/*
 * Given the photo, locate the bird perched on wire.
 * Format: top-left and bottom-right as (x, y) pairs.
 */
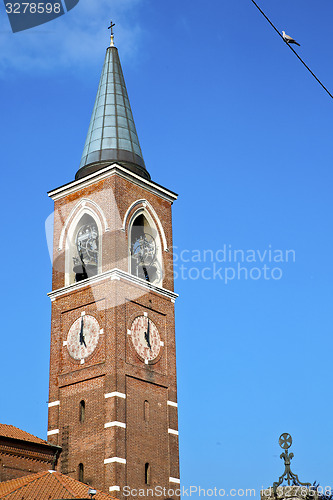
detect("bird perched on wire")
(282, 31), (300, 46)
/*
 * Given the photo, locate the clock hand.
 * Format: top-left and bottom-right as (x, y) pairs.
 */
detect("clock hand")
(79, 317), (87, 348)
(147, 318), (151, 348)
(144, 318), (152, 349)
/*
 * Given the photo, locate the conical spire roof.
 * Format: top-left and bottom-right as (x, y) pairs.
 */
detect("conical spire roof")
(76, 45), (150, 180)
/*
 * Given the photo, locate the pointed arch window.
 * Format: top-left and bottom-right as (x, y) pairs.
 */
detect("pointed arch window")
(130, 212), (162, 285)
(67, 213), (100, 285)
(73, 214), (99, 282)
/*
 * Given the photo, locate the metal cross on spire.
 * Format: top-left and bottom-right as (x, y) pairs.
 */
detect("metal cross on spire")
(108, 20), (115, 46)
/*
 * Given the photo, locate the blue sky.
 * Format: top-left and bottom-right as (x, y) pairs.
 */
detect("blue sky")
(1, 0), (333, 497)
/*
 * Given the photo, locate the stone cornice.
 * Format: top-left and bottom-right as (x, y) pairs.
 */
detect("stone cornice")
(0, 442), (55, 462)
(48, 268), (178, 302)
(48, 163), (178, 203)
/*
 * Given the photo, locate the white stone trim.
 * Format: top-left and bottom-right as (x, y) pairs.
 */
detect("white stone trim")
(104, 421), (126, 429)
(49, 268), (112, 297)
(105, 392), (126, 399)
(81, 311), (86, 316)
(48, 268), (178, 302)
(127, 329), (131, 335)
(167, 401), (178, 408)
(59, 199), (109, 249)
(48, 401), (60, 408)
(145, 359), (148, 365)
(169, 477), (180, 484)
(47, 429), (59, 436)
(109, 486), (121, 492)
(48, 163), (178, 203)
(63, 341), (68, 346)
(160, 341), (164, 347)
(122, 199), (169, 251)
(168, 428), (179, 436)
(100, 328), (104, 334)
(116, 269), (178, 300)
(104, 457), (126, 465)
(143, 312), (148, 317)
(80, 359), (85, 365)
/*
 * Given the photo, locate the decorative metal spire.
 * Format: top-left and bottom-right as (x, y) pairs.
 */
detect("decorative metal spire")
(108, 20), (115, 47)
(273, 433), (311, 494)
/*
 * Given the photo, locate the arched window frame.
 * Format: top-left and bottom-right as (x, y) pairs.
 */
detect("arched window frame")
(127, 207), (163, 287)
(64, 206), (103, 287)
(122, 199), (168, 251)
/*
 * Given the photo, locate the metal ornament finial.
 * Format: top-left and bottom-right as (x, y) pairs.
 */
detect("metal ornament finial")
(272, 433), (311, 494)
(279, 433), (292, 450)
(108, 20), (115, 47)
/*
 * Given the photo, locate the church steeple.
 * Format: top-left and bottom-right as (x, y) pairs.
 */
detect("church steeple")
(47, 28), (180, 496)
(76, 36), (150, 181)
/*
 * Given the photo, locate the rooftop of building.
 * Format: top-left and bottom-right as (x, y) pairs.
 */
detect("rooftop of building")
(0, 470), (116, 499)
(0, 423), (49, 446)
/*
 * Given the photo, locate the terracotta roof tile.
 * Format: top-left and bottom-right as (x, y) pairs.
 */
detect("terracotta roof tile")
(0, 424), (48, 446)
(0, 470), (116, 499)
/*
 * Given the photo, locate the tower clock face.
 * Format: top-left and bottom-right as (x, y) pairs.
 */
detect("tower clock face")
(130, 315), (161, 362)
(67, 314), (100, 360)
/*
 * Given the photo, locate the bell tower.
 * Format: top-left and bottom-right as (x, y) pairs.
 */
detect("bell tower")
(47, 30), (180, 497)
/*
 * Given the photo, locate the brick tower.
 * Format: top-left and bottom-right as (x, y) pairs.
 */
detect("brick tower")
(47, 32), (180, 497)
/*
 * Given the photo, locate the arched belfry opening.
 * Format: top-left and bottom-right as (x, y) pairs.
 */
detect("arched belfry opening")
(67, 213), (100, 285)
(129, 212), (162, 286)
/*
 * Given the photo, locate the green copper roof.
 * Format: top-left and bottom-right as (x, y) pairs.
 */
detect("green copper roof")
(76, 46), (150, 180)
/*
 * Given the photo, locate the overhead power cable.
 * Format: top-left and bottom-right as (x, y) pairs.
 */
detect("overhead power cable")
(250, 0), (333, 100)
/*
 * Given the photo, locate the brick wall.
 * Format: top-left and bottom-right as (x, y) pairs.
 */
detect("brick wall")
(48, 168), (180, 497)
(0, 438), (58, 483)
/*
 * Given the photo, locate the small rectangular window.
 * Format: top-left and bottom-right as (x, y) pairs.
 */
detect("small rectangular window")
(145, 463), (150, 485)
(79, 400), (85, 423)
(144, 400), (149, 422)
